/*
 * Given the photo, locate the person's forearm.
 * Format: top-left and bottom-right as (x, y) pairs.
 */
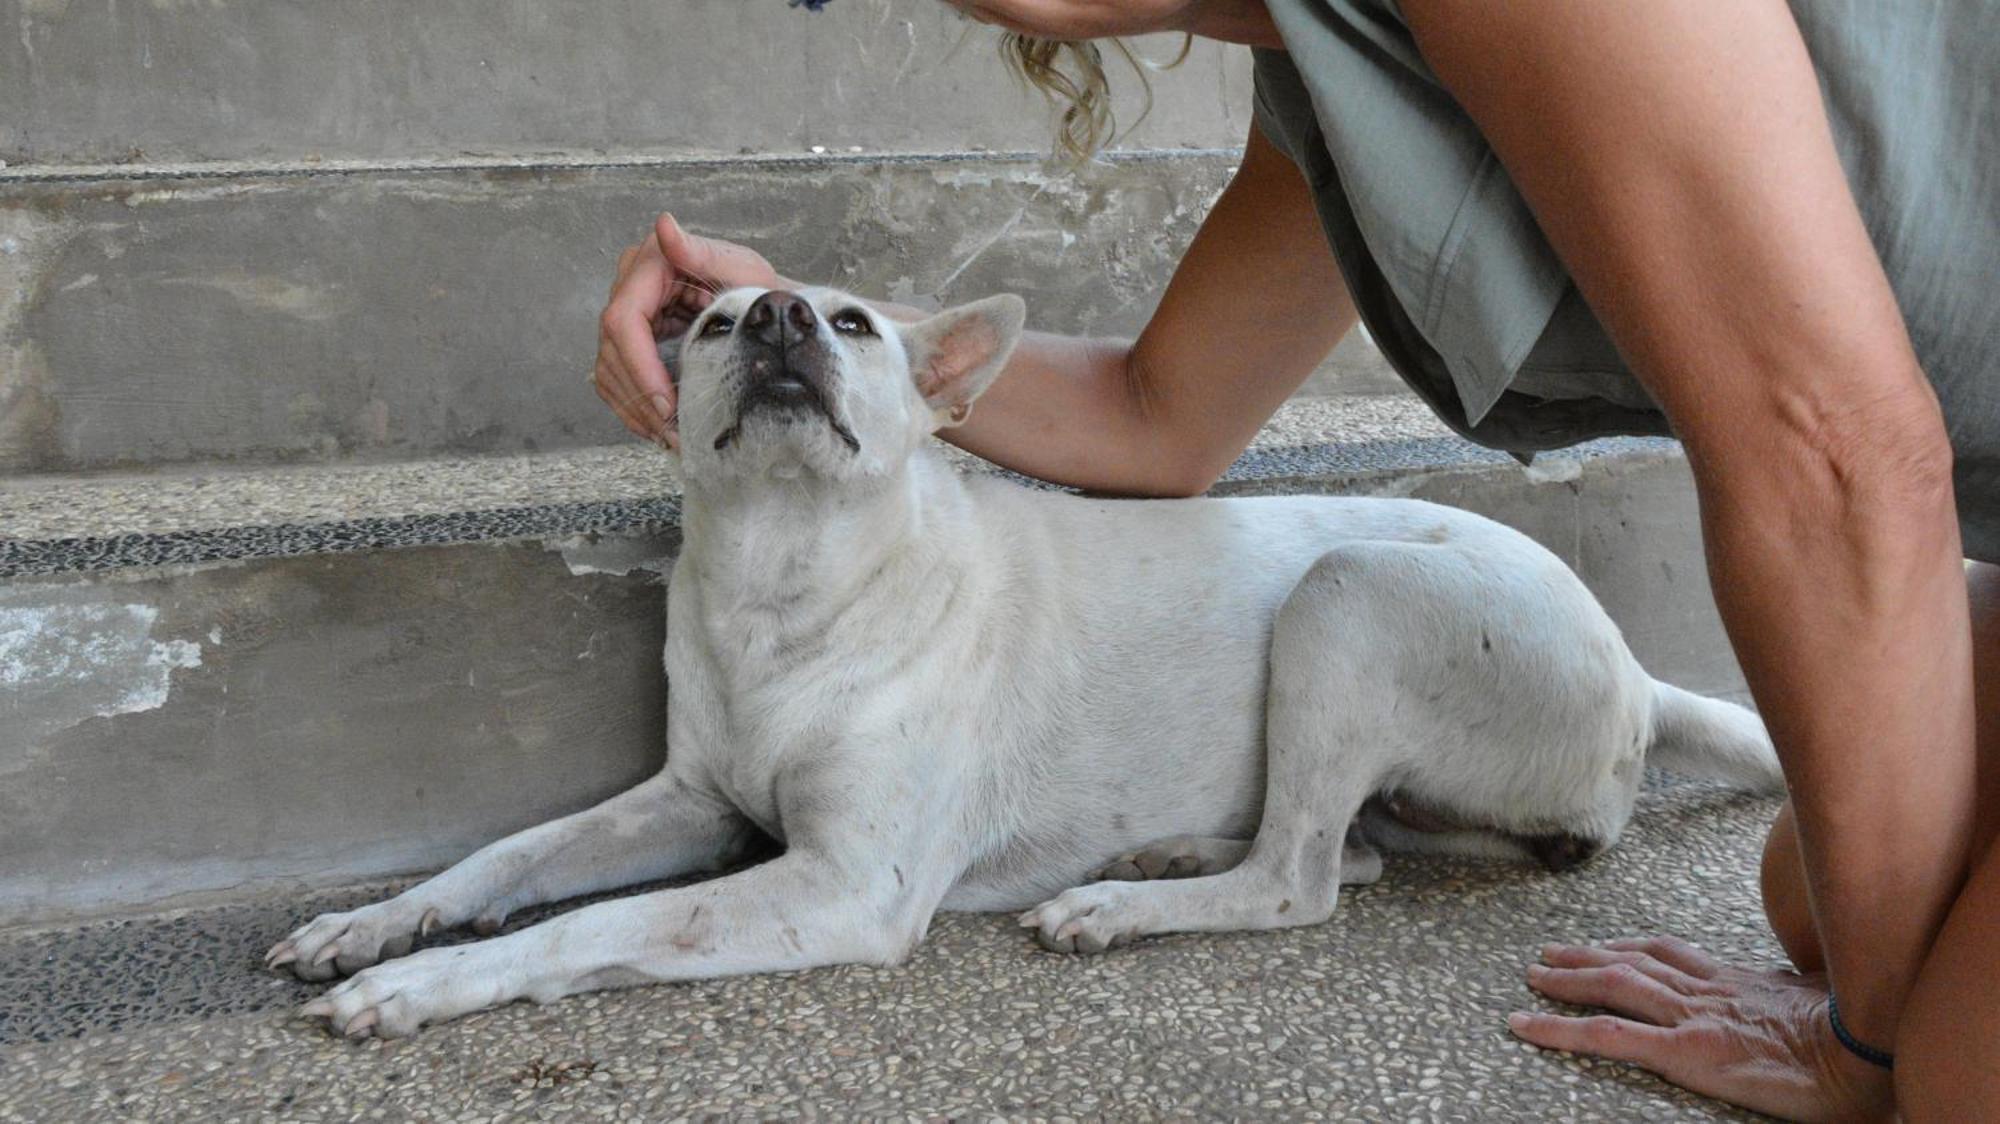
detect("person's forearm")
(1690, 417), (1975, 1044)
(945, 332), (1206, 495)
(840, 287), (1190, 496)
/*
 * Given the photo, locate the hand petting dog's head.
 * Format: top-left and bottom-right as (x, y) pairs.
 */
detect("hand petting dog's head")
(667, 287), (1025, 485)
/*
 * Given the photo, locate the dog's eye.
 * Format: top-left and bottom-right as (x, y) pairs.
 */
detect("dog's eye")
(698, 315), (735, 339)
(830, 308), (874, 337)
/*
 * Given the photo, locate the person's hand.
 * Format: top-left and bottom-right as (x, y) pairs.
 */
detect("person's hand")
(592, 213), (781, 449)
(1509, 937), (1895, 1122)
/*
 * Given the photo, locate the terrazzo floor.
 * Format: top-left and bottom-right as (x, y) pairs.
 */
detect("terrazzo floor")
(0, 776), (1779, 1122)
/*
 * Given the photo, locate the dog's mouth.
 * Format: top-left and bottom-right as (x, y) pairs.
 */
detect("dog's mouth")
(713, 366), (861, 455)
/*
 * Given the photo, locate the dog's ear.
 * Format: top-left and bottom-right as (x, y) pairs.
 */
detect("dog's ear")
(903, 294), (1026, 427)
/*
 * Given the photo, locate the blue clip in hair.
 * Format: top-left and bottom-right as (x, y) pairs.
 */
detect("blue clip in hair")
(789, 0), (833, 10)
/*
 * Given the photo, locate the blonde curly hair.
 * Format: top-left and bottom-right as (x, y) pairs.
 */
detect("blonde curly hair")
(1000, 33), (1193, 164)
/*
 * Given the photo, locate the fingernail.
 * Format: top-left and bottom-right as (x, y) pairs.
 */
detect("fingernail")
(1526, 964), (1548, 979)
(650, 394), (673, 423)
(1507, 1012), (1531, 1032)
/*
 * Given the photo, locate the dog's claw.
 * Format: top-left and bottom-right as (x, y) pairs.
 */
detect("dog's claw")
(268, 949), (297, 969)
(311, 943), (341, 967)
(419, 908), (441, 937)
(1016, 911), (1040, 928)
(299, 997), (334, 1020)
(343, 1009), (379, 1038)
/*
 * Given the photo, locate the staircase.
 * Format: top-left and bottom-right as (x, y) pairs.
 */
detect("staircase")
(0, 0), (1740, 926)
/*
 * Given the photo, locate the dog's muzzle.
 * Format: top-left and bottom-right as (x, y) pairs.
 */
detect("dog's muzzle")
(714, 291), (860, 454)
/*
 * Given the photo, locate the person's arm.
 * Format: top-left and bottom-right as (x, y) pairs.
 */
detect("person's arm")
(593, 121), (1355, 496)
(956, 0), (1282, 46)
(1396, 0), (1975, 1113)
(941, 123), (1353, 494)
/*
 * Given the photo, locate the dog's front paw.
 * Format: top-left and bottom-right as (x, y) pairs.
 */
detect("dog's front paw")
(1018, 883), (1158, 955)
(266, 899), (443, 982)
(299, 946), (506, 1039)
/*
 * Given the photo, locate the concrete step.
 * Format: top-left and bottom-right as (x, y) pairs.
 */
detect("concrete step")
(3, 3), (1248, 167)
(0, 397), (1738, 926)
(0, 775), (1778, 1121)
(0, 150), (1431, 477)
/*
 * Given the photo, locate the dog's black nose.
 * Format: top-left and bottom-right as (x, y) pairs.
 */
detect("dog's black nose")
(743, 290), (818, 349)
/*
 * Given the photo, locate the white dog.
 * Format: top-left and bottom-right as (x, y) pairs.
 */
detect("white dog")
(269, 287), (1780, 1038)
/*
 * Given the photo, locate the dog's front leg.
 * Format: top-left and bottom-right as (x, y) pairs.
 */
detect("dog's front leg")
(300, 847), (939, 1038)
(270, 768), (756, 980)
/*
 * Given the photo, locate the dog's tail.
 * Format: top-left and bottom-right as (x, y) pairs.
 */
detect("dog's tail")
(1645, 682), (1785, 793)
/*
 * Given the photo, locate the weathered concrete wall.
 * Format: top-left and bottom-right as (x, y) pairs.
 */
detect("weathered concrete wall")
(0, 534), (676, 923)
(0, 154), (1237, 473)
(0, 449), (1739, 925)
(2, 1), (1251, 166)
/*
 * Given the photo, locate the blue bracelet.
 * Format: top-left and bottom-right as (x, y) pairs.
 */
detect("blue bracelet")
(1827, 991), (1895, 1070)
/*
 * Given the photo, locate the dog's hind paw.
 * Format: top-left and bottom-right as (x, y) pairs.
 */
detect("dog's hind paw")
(1018, 883), (1160, 955)
(1092, 835), (1250, 882)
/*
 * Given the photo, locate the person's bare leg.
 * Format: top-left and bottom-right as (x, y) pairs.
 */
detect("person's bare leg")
(1895, 562), (2000, 1112)
(1759, 801), (1825, 973)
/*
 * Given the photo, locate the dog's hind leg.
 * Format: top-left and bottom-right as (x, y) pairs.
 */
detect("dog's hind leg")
(1023, 545), (1430, 953)
(269, 769), (757, 981)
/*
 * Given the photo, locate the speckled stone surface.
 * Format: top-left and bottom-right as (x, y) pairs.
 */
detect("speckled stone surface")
(0, 397), (1676, 579)
(0, 776), (1774, 1122)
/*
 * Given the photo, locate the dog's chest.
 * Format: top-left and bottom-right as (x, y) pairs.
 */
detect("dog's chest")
(695, 639), (942, 840)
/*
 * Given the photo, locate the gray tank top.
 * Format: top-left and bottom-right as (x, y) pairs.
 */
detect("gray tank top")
(1251, 0), (1999, 561)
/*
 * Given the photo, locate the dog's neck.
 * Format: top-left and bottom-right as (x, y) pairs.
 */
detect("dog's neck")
(678, 450), (976, 648)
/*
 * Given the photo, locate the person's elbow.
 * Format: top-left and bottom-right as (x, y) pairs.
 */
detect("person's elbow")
(1692, 373), (1957, 542)
(1111, 356), (1245, 499)
(1783, 381), (1955, 514)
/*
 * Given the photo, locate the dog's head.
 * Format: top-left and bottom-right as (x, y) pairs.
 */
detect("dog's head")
(665, 286), (1025, 485)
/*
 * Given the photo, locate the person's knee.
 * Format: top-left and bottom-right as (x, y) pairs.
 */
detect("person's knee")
(1759, 801), (1826, 973)
(1893, 860), (2000, 1117)
(1895, 996), (2000, 1121)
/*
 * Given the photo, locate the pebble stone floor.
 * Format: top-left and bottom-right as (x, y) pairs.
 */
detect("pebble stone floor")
(0, 776), (1781, 1122)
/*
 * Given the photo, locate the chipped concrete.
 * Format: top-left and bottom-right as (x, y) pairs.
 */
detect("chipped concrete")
(0, 543), (669, 925)
(544, 533), (676, 579)
(0, 600), (201, 748)
(0, 205), (77, 473)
